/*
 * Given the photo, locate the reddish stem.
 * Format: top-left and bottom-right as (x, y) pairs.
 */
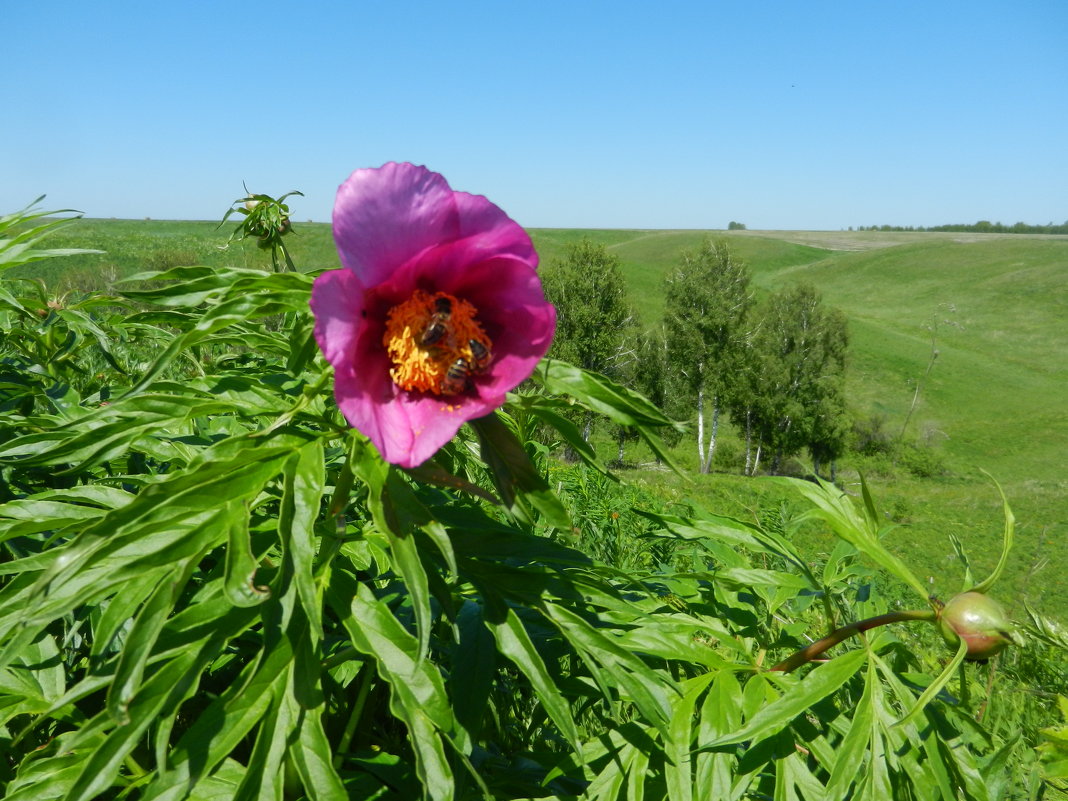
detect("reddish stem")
(771, 609), (936, 672)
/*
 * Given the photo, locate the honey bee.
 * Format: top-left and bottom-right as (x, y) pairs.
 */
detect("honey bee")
(419, 296), (453, 348)
(467, 338), (492, 372)
(442, 357), (470, 394)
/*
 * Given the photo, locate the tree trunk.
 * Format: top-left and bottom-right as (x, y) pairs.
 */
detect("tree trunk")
(813, 456), (822, 478)
(696, 385), (706, 472)
(752, 442), (763, 475)
(582, 412), (593, 443)
(617, 429), (626, 465)
(830, 460), (838, 483)
(701, 396), (719, 474)
(744, 408), (753, 476)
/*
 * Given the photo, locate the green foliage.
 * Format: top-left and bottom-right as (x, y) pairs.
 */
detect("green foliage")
(220, 189), (304, 272)
(14, 222), (1068, 622)
(3, 215), (1065, 800)
(1038, 697), (1068, 780)
(663, 238), (753, 472)
(738, 283), (849, 473)
(4, 219), (341, 291)
(540, 239), (636, 444)
(541, 239), (634, 377)
(858, 219), (1068, 235)
(0, 197), (103, 275)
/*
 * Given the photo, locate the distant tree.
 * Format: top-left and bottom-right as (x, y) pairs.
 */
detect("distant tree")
(664, 239), (753, 473)
(628, 325), (683, 463)
(541, 239), (634, 441)
(725, 335), (766, 475)
(742, 284), (848, 474)
(608, 330), (642, 465)
(807, 308), (850, 479)
(631, 326), (670, 414)
(727, 221), (747, 230)
(809, 400), (849, 480)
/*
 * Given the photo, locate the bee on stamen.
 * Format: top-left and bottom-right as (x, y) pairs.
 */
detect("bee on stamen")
(467, 338), (492, 372)
(419, 296), (453, 348)
(441, 357), (470, 395)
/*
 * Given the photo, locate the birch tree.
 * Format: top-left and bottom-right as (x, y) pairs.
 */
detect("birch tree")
(664, 239), (753, 473)
(741, 283), (848, 473)
(808, 307), (850, 479)
(542, 239), (634, 441)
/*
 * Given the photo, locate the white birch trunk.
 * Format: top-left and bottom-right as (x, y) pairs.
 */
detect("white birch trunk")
(744, 408), (753, 476)
(702, 397), (719, 474)
(696, 384), (706, 470)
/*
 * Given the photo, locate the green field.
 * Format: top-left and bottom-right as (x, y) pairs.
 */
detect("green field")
(17, 220), (1068, 620)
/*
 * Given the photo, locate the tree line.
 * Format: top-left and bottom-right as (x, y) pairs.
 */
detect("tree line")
(541, 239), (849, 476)
(852, 220), (1068, 234)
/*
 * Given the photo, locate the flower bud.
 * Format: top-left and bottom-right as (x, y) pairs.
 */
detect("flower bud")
(938, 591), (1014, 660)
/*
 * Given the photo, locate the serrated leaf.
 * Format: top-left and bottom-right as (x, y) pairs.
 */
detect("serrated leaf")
(280, 440), (326, 637)
(534, 359), (685, 472)
(224, 501), (272, 607)
(825, 657), (876, 798)
(450, 601), (496, 750)
(541, 602), (674, 732)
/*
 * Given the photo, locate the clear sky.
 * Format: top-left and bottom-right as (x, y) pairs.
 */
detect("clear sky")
(5, 0), (1066, 230)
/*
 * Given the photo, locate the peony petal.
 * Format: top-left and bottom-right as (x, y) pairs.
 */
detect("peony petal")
(333, 162), (460, 285)
(452, 190), (538, 267)
(310, 269), (365, 367)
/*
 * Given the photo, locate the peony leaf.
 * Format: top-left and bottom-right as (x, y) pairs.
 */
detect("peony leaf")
(698, 648), (867, 750)
(967, 471), (1014, 595)
(893, 635), (969, 728)
(470, 411), (571, 531)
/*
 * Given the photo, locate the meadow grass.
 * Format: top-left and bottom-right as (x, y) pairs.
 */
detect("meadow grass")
(6, 218), (342, 287)
(12, 219), (1067, 620)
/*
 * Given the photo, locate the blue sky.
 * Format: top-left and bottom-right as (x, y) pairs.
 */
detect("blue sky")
(5, 0), (1066, 230)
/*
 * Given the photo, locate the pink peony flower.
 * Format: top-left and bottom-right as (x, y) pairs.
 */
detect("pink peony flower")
(311, 162), (556, 468)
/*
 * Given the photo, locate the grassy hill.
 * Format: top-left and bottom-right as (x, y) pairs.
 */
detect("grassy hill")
(532, 228), (1068, 618)
(531, 229), (1066, 471)
(12, 220), (1068, 619)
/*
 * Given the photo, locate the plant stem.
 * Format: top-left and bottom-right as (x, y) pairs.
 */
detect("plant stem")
(335, 662), (374, 768)
(771, 609), (936, 672)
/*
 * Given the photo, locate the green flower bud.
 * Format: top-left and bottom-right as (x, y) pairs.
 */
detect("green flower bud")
(938, 591), (1014, 660)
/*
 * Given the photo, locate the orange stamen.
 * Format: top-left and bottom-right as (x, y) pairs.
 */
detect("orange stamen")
(382, 290), (493, 395)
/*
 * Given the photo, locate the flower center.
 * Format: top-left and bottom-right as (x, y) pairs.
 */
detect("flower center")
(382, 290), (494, 396)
